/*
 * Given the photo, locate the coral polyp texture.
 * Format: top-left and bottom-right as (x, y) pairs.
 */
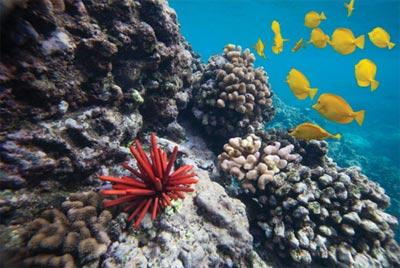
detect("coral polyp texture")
(218, 134), (301, 193)
(20, 191), (112, 268)
(218, 132), (400, 267)
(192, 44), (274, 140)
(100, 133), (198, 228)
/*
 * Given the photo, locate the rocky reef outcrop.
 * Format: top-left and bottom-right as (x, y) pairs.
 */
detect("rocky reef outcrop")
(103, 169), (256, 268)
(0, 107), (142, 190)
(218, 130), (400, 267)
(97, 132), (260, 267)
(191, 44), (274, 141)
(0, 0), (198, 190)
(1, 133), (265, 268)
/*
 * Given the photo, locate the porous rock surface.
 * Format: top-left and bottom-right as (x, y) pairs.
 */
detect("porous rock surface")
(191, 44), (274, 141)
(0, 0), (198, 189)
(0, 107), (141, 189)
(219, 130), (400, 267)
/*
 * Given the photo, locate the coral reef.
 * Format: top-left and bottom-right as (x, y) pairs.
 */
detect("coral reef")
(218, 131), (400, 266)
(270, 97), (400, 240)
(21, 191), (112, 267)
(191, 44), (274, 140)
(101, 133), (198, 228)
(0, 0), (197, 190)
(0, 0), (399, 267)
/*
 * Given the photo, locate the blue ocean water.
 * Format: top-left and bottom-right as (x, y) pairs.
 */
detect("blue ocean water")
(170, 0), (400, 238)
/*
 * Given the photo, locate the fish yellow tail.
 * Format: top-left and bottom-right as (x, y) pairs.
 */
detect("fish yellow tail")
(354, 110), (365, 126)
(388, 42), (396, 49)
(355, 35), (365, 49)
(271, 20), (280, 34)
(320, 12), (326, 20)
(332, 133), (342, 140)
(308, 88), (318, 100)
(371, 80), (379, 91)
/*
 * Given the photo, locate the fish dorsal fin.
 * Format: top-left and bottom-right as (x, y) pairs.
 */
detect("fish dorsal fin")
(315, 28), (323, 35)
(322, 93), (351, 108)
(303, 122), (317, 127)
(363, 59), (375, 68)
(301, 122), (323, 132)
(289, 68), (309, 86)
(335, 27), (352, 36)
(381, 28), (390, 39)
(342, 28), (355, 38)
(291, 68), (305, 79)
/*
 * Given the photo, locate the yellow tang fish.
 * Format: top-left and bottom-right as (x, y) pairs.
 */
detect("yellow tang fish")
(355, 59), (379, 91)
(312, 93), (365, 126)
(304, 11), (326, 28)
(290, 122), (341, 141)
(368, 27), (396, 49)
(253, 38), (267, 59)
(329, 28), (364, 55)
(291, 38), (305, 52)
(309, 28), (330, 48)
(345, 0), (355, 17)
(286, 68), (318, 100)
(271, 20), (289, 54)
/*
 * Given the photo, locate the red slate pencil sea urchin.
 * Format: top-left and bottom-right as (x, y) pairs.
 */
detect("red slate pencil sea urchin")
(99, 133), (198, 228)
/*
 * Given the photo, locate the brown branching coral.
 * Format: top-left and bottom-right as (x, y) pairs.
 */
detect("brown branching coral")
(192, 44), (274, 140)
(21, 191), (112, 268)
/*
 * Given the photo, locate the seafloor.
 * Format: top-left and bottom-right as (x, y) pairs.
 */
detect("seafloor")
(0, 1), (399, 267)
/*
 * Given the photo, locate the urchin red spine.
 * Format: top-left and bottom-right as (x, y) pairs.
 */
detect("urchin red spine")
(99, 133), (198, 228)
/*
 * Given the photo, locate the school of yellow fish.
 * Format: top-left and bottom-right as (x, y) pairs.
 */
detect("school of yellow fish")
(252, 0), (396, 142)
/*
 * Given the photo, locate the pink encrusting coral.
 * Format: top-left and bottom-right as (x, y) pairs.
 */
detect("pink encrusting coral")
(100, 133), (198, 228)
